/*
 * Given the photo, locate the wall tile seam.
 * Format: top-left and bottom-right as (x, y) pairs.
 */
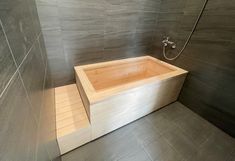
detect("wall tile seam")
(1, 20), (42, 161)
(0, 19), (19, 98)
(0, 19), (18, 69)
(49, 2), (62, 158)
(38, 3), (161, 57)
(17, 57), (47, 161)
(0, 19), (51, 160)
(42, 0), (69, 69)
(141, 145), (154, 161)
(17, 59), (42, 124)
(28, 0), (41, 34)
(0, 70), (18, 99)
(179, 52), (235, 74)
(1, 20), (43, 124)
(35, 54), (61, 160)
(0, 36), (42, 98)
(35, 29), (60, 159)
(0, 5), (58, 161)
(37, 47), (48, 126)
(38, 35), (48, 68)
(1, 20), (43, 68)
(150, 11), (160, 52)
(0, 28), (43, 99)
(18, 71), (46, 161)
(55, 28), (70, 70)
(35, 62), (56, 161)
(17, 34), (55, 161)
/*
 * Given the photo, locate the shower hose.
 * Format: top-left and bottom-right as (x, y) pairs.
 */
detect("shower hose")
(163, 0), (209, 60)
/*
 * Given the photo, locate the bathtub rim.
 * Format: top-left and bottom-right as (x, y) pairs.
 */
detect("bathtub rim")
(74, 56), (188, 104)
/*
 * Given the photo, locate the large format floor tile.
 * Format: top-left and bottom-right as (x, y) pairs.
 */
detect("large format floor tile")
(61, 101), (235, 161)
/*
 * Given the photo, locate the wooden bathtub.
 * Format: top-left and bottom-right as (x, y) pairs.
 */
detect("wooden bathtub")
(75, 56), (188, 139)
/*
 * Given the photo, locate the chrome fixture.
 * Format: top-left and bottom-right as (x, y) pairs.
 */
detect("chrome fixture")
(162, 0), (209, 60)
(162, 37), (176, 49)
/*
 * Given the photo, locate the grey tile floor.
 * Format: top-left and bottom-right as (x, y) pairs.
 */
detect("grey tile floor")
(61, 102), (235, 161)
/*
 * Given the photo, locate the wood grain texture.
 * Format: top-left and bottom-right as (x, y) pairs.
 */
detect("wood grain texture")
(75, 56), (187, 139)
(75, 56), (187, 103)
(84, 58), (173, 91)
(55, 57), (187, 153)
(55, 84), (91, 154)
(90, 75), (186, 139)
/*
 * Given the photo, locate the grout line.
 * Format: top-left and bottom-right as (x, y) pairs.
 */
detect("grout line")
(37, 54), (48, 130)
(17, 58), (42, 161)
(0, 19), (18, 69)
(18, 68), (39, 123)
(1, 19), (42, 71)
(0, 70), (18, 98)
(141, 146), (154, 161)
(34, 61), (48, 161)
(37, 42), (58, 159)
(38, 34), (47, 67)
(0, 18), (43, 98)
(16, 31), (44, 125)
(0, 32), (41, 98)
(1, 17), (57, 160)
(162, 130), (191, 161)
(17, 59), (55, 161)
(3, 30), (42, 124)
(0, 19), (19, 98)
(16, 32), (42, 71)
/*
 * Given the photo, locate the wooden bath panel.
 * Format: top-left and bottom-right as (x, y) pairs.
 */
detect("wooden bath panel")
(55, 56), (188, 154)
(55, 84), (91, 154)
(84, 57), (174, 91)
(75, 56), (188, 139)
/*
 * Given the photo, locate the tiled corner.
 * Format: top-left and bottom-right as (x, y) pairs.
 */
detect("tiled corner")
(18, 40), (45, 122)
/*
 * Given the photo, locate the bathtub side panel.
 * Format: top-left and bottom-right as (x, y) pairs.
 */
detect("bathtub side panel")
(76, 74), (91, 121)
(90, 74), (187, 139)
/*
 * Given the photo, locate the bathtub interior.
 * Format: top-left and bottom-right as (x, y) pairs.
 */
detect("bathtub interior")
(84, 58), (175, 91)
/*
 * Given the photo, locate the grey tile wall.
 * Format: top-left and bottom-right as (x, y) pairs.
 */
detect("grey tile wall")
(0, 0), (60, 160)
(0, 22), (17, 95)
(35, 0), (235, 137)
(0, 72), (36, 161)
(36, 0), (161, 86)
(0, 0), (38, 65)
(152, 0), (235, 137)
